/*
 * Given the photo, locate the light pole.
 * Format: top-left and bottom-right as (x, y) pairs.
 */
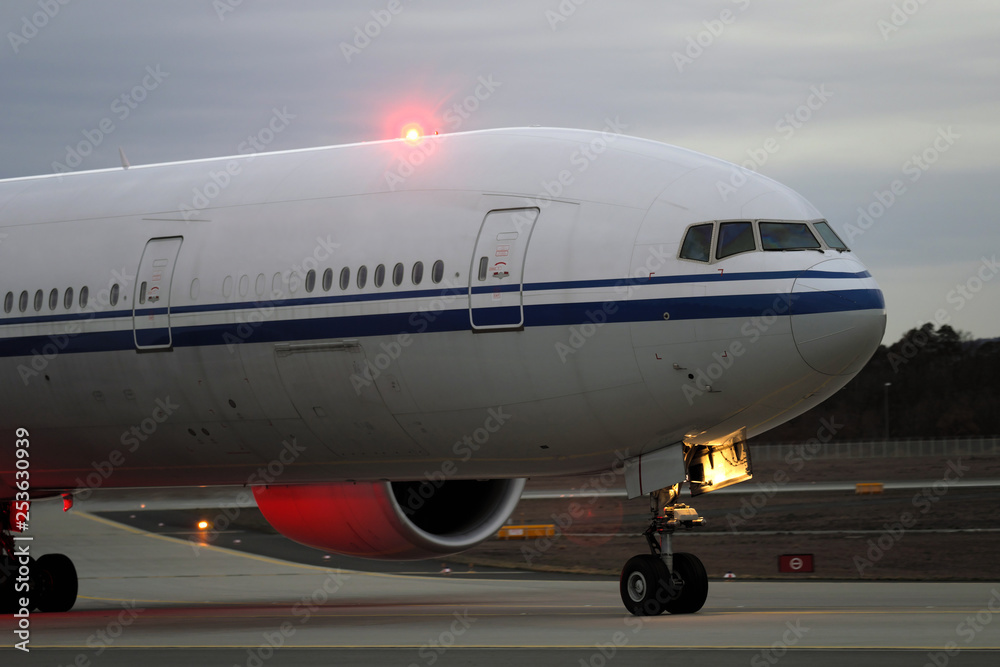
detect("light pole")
(883, 382), (892, 441)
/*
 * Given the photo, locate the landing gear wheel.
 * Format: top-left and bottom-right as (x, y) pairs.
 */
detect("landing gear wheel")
(663, 552), (708, 615)
(0, 552), (17, 614)
(33, 553), (78, 613)
(620, 554), (671, 616)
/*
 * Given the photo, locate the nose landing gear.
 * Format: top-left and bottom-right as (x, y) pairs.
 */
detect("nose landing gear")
(619, 485), (709, 616)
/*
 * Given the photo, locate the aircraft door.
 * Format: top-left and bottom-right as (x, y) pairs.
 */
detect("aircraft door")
(132, 236), (183, 350)
(469, 208), (539, 330)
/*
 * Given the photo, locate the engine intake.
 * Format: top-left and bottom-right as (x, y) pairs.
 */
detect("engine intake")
(253, 478), (525, 560)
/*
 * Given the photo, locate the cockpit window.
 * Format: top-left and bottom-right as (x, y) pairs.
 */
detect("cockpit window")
(813, 221), (849, 251)
(679, 223), (714, 262)
(716, 221), (756, 259)
(759, 222), (821, 251)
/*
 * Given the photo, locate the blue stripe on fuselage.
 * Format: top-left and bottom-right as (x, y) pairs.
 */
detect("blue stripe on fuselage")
(0, 287), (885, 358)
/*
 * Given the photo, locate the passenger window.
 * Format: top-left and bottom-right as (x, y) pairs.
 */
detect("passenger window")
(110, 283), (120, 306)
(392, 263), (404, 286)
(759, 222), (821, 250)
(374, 264), (385, 288)
(814, 221), (849, 251)
(33, 289), (43, 312)
(79, 286), (89, 309)
(64, 287), (74, 309)
(322, 268), (333, 291)
(19, 291), (28, 313)
(305, 269), (316, 293)
(339, 267), (350, 290)
(432, 260), (444, 284)
(48, 288), (58, 311)
(412, 261), (424, 285)
(357, 265), (368, 289)
(3, 292), (12, 314)
(716, 221), (756, 259)
(679, 223), (714, 262)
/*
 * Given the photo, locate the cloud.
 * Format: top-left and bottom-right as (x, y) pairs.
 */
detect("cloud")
(1, 0), (997, 341)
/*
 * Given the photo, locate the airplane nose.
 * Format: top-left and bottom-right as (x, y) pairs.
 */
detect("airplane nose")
(789, 257), (886, 376)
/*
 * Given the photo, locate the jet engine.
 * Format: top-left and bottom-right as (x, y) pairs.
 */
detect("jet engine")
(252, 478), (525, 560)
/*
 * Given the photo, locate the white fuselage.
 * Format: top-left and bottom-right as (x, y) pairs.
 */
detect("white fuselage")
(0, 128), (885, 496)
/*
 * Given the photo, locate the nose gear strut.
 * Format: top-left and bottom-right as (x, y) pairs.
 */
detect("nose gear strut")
(619, 484), (709, 616)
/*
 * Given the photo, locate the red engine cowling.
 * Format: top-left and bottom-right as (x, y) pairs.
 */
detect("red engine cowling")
(253, 478), (525, 560)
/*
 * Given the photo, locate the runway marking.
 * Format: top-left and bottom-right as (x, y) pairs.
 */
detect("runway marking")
(27, 645), (1000, 650)
(66, 598), (994, 617)
(73, 511), (460, 583)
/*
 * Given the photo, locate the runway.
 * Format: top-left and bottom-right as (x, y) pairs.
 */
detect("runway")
(3, 500), (1000, 666)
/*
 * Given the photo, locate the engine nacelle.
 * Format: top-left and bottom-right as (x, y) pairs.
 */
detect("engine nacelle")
(252, 478), (525, 560)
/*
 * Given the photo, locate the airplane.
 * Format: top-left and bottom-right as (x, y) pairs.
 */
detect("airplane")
(0, 126), (885, 616)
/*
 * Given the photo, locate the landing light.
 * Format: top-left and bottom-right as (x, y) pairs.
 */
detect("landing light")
(197, 520), (210, 530)
(401, 123), (424, 144)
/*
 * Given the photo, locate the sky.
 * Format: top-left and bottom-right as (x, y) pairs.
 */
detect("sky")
(1, 0), (997, 344)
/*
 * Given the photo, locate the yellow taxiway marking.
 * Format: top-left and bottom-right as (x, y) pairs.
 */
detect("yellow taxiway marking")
(65, 598), (991, 617)
(72, 511), (448, 582)
(27, 645), (1000, 650)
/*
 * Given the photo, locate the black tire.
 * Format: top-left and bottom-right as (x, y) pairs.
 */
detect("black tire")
(663, 552), (708, 614)
(34, 553), (78, 613)
(620, 554), (672, 616)
(0, 552), (18, 615)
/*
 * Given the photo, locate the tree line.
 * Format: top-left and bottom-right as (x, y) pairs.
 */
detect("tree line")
(755, 324), (1000, 441)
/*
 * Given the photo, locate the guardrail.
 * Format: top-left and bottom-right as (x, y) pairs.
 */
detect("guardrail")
(750, 436), (1000, 461)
